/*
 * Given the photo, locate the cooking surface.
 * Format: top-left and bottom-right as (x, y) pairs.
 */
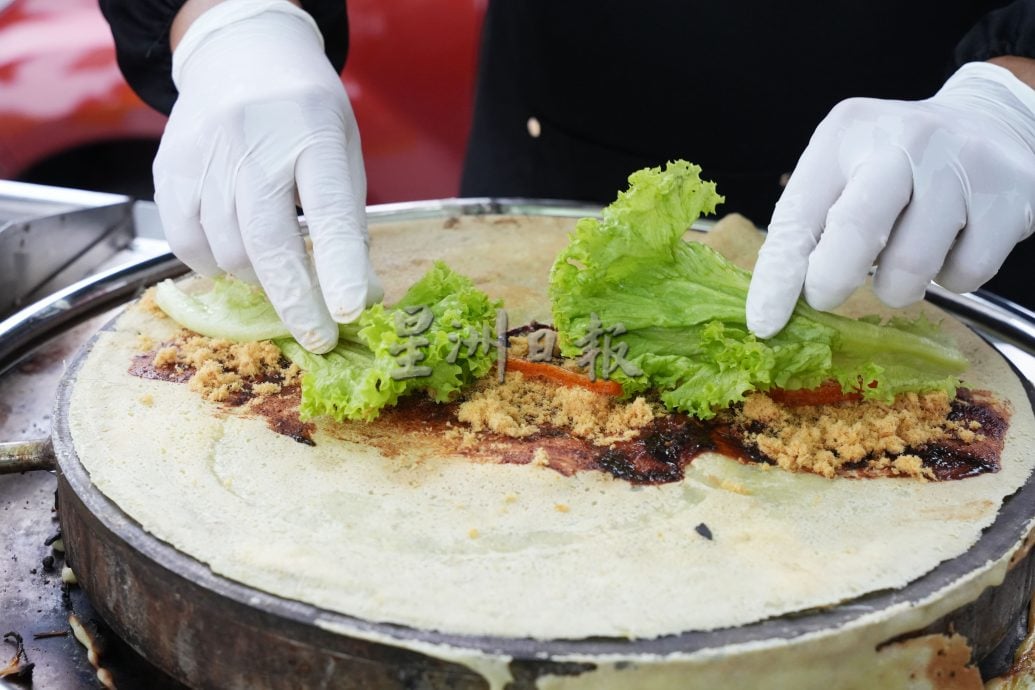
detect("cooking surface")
(3, 294), (1035, 688)
(0, 315), (184, 689)
(4, 192), (1035, 687)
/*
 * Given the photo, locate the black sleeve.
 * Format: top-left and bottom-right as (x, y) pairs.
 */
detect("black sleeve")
(99, 0), (349, 115)
(955, 0), (1035, 64)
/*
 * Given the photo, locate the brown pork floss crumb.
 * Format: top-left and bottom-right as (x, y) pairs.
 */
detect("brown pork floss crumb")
(149, 331), (298, 403)
(137, 286), (165, 317)
(456, 372), (654, 445)
(531, 447), (551, 467)
(737, 390), (965, 480)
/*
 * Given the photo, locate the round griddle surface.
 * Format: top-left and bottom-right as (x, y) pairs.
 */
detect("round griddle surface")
(50, 200), (1035, 687)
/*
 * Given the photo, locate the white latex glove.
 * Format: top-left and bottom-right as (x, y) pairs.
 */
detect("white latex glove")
(747, 62), (1035, 338)
(154, 0), (382, 353)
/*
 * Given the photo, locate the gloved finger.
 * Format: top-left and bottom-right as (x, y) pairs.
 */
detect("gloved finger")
(295, 141), (371, 323)
(872, 167), (966, 308)
(803, 148), (913, 311)
(236, 164), (339, 353)
(365, 256), (385, 306)
(936, 204), (1032, 294)
(747, 133), (845, 338)
(153, 170), (220, 278)
(199, 159), (259, 285)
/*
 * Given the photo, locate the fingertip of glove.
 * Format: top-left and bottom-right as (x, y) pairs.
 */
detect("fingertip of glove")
(294, 322), (339, 354)
(745, 291), (786, 339)
(803, 292), (845, 315)
(746, 312), (782, 340)
(327, 263), (383, 323)
(873, 268), (928, 309)
(330, 302), (366, 325)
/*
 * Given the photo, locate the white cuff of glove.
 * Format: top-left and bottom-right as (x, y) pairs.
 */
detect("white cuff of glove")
(172, 0), (323, 89)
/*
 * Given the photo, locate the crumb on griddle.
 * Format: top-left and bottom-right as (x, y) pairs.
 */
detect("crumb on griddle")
(455, 372), (654, 445)
(736, 390), (965, 480)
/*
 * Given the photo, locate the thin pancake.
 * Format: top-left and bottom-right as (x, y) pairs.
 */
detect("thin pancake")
(68, 214), (1035, 641)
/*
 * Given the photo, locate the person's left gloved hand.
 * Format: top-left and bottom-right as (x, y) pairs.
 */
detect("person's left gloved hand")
(154, 0), (382, 354)
(747, 61), (1035, 338)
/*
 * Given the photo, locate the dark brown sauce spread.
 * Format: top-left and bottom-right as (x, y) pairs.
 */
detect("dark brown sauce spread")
(129, 347), (1009, 484)
(129, 349), (314, 445)
(594, 415), (712, 484)
(372, 391), (1009, 485)
(129, 352), (193, 383)
(234, 384), (315, 446)
(915, 388), (1007, 480)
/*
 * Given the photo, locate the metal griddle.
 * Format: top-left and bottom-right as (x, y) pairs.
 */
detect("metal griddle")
(3, 199), (1035, 689)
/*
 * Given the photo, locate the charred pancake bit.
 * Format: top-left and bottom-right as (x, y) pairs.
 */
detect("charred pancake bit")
(127, 322), (1009, 484)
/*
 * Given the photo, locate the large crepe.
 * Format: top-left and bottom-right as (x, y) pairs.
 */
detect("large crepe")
(68, 213), (1035, 644)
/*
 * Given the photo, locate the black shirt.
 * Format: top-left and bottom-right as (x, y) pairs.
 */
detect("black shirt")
(461, 1), (1021, 219)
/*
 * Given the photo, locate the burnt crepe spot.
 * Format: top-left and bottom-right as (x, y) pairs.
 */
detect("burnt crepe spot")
(695, 523), (713, 540)
(129, 347), (315, 445)
(916, 388), (1009, 481)
(129, 351), (193, 383)
(243, 385), (315, 446)
(593, 415), (773, 485)
(380, 396), (461, 431)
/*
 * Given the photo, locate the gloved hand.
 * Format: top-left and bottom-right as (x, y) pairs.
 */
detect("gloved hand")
(154, 0), (382, 353)
(746, 61), (1035, 338)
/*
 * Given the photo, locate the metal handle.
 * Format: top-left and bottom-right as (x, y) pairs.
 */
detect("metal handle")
(0, 438), (55, 473)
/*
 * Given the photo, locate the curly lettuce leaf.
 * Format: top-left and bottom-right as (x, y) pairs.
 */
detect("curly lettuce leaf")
(549, 160), (969, 419)
(155, 262), (500, 421)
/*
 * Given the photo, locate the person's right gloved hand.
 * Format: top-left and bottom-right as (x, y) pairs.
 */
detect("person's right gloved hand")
(746, 61), (1035, 339)
(154, 0), (382, 354)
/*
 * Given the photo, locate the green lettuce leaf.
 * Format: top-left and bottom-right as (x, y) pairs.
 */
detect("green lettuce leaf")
(549, 160), (969, 419)
(155, 277), (291, 342)
(155, 262), (500, 421)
